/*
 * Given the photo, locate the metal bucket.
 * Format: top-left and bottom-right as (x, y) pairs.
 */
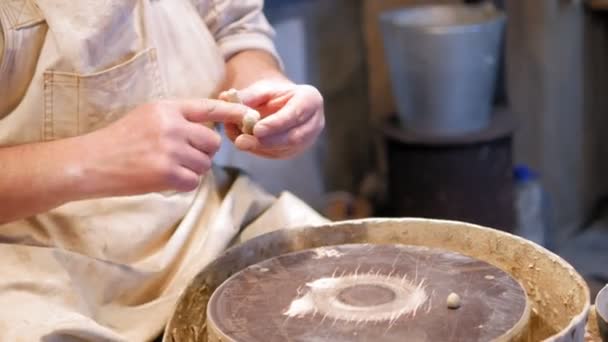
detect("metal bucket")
(165, 218), (590, 341)
(380, 4), (506, 136)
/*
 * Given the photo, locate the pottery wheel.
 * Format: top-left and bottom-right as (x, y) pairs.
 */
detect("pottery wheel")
(206, 244), (529, 342)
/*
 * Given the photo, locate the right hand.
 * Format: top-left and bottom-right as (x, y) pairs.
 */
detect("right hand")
(79, 99), (248, 196)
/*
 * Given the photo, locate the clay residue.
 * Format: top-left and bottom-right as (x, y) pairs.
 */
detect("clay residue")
(311, 247), (344, 259)
(283, 271), (428, 326)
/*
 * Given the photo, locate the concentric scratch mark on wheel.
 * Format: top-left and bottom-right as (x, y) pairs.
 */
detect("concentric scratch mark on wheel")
(283, 270), (428, 326)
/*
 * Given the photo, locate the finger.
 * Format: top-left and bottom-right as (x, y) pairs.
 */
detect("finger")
(177, 99), (247, 124)
(257, 111), (323, 148)
(252, 85), (322, 138)
(234, 134), (286, 153)
(234, 82), (277, 108)
(253, 99), (316, 138)
(218, 88), (242, 104)
(234, 134), (260, 151)
(169, 167), (202, 192)
(175, 145), (212, 175)
(234, 135), (292, 159)
(224, 123), (241, 142)
(233, 110), (322, 152)
(186, 123), (221, 155)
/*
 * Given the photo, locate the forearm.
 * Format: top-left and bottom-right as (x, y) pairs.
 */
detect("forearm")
(223, 50), (290, 90)
(0, 137), (93, 224)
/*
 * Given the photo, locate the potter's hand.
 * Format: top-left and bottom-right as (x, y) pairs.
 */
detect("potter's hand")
(219, 81), (325, 159)
(83, 99), (248, 195)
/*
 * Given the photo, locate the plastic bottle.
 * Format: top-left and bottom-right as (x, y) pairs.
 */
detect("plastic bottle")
(513, 165), (552, 249)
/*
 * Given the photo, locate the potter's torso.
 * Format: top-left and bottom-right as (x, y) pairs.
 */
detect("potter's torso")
(0, 0), (226, 263)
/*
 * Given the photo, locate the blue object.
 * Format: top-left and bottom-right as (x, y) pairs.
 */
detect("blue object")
(513, 164), (553, 250)
(513, 164), (538, 182)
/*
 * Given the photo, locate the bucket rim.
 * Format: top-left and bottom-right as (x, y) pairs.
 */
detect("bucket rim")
(379, 3), (506, 34)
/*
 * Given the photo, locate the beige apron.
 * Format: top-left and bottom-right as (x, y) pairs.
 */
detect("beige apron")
(0, 0), (327, 340)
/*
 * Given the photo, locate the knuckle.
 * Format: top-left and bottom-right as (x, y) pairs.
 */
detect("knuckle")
(160, 118), (182, 139)
(157, 137), (176, 157)
(156, 159), (178, 185)
(191, 155), (210, 175)
(209, 131), (222, 151)
(175, 174), (199, 192)
(202, 125), (220, 145)
(195, 127), (221, 153)
(160, 164), (198, 192)
(294, 108), (307, 124)
(202, 99), (218, 114)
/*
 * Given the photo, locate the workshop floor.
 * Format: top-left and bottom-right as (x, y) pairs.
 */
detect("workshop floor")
(556, 214), (608, 303)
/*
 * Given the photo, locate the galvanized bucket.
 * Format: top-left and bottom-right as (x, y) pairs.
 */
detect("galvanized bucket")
(380, 4), (506, 136)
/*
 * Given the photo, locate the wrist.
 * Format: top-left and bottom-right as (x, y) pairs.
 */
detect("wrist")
(224, 50), (291, 90)
(250, 69), (291, 84)
(52, 135), (99, 201)
(59, 132), (117, 200)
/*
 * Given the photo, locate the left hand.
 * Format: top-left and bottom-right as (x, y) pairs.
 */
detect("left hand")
(219, 80), (325, 159)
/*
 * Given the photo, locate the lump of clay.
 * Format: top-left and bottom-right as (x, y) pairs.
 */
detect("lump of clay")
(220, 88), (261, 135)
(242, 109), (261, 135)
(223, 88), (241, 103)
(446, 292), (461, 309)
